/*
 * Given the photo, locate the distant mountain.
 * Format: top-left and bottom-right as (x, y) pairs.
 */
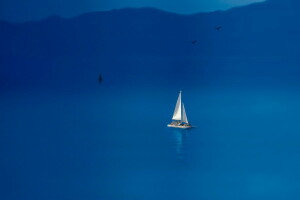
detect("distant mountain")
(1, 0), (300, 90)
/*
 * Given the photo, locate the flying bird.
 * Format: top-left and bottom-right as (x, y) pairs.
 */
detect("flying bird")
(98, 74), (103, 83)
(215, 26), (222, 31)
(190, 40), (197, 45)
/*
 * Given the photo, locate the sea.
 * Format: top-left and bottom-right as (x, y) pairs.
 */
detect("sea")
(1, 61), (300, 199)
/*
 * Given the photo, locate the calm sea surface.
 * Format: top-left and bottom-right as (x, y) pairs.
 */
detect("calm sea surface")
(1, 85), (300, 200)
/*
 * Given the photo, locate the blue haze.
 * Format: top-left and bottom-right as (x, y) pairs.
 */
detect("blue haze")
(1, 0), (300, 199)
(0, 0), (264, 22)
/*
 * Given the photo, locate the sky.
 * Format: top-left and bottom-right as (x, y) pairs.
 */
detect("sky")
(0, 0), (265, 22)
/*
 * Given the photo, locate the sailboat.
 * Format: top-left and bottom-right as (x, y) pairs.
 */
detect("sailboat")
(167, 91), (192, 129)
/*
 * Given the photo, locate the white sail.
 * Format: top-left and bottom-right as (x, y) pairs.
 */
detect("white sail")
(182, 103), (188, 124)
(168, 90), (192, 128)
(172, 91), (182, 120)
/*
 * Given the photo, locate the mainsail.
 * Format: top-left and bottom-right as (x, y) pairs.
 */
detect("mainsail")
(172, 91), (182, 120)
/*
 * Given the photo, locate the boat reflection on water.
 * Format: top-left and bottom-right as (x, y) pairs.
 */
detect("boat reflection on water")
(172, 129), (188, 159)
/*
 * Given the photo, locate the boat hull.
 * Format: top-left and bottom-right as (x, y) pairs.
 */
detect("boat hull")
(167, 124), (192, 129)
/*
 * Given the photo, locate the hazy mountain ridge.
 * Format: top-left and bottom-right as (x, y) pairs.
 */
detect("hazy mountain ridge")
(1, 0), (300, 90)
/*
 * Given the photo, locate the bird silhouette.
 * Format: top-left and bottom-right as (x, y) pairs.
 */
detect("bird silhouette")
(190, 40), (197, 45)
(215, 26), (222, 31)
(98, 74), (103, 83)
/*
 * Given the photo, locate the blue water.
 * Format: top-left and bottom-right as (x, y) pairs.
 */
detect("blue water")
(1, 84), (300, 200)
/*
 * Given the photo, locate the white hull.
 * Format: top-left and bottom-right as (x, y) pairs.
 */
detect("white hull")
(167, 124), (192, 129)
